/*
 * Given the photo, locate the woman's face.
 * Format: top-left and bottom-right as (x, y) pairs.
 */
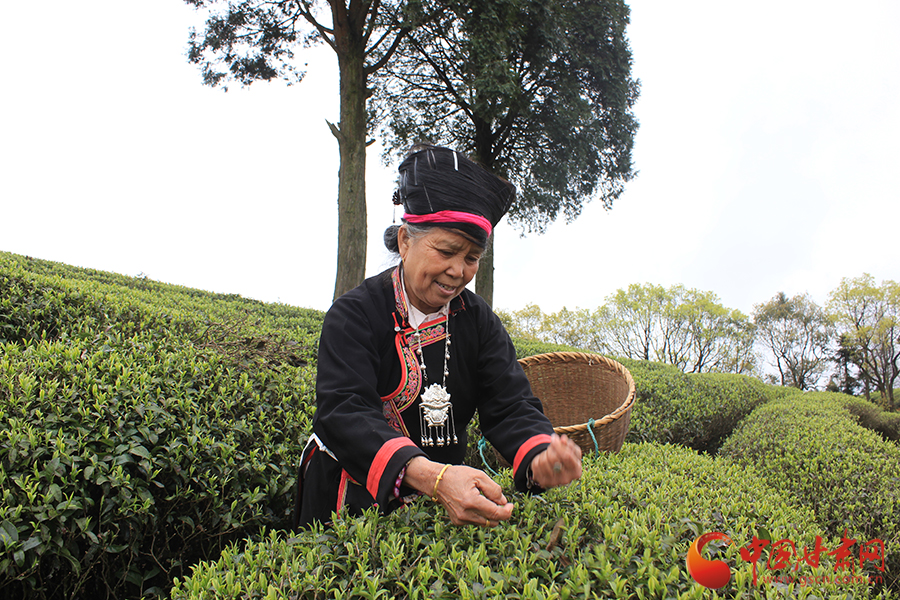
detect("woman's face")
(399, 226), (482, 314)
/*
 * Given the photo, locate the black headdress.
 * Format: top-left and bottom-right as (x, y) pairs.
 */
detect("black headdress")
(394, 145), (516, 247)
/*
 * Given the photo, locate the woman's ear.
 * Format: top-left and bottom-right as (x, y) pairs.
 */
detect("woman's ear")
(397, 225), (410, 260)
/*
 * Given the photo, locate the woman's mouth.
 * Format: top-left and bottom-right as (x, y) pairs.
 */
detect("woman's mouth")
(435, 281), (457, 294)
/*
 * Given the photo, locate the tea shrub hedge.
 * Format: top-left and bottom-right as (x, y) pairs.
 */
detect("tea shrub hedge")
(0, 253), (318, 598)
(720, 392), (900, 589)
(841, 397), (900, 442)
(619, 359), (776, 453)
(0, 252), (324, 366)
(512, 339), (585, 360)
(171, 442), (884, 599)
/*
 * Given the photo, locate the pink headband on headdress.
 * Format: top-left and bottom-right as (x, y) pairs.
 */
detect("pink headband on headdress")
(403, 211), (493, 236)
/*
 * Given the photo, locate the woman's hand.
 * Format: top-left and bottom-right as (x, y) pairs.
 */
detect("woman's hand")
(530, 433), (583, 489)
(404, 457), (513, 527)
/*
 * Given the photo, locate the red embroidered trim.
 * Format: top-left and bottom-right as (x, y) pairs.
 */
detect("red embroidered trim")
(381, 317), (416, 435)
(334, 470), (363, 520)
(409, 320), (447, 347)
(513, 434), (553, 475)
(336, 469), (350, 515)
(382, 268), (450, 432)
(367, 437), (418, 500)
(382, 319), (447, 420)
(392, 267), (409, 321)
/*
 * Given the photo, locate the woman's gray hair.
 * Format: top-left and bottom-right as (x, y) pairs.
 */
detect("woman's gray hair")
(384, 220), (490, 262)
(383, 222), (435, 257)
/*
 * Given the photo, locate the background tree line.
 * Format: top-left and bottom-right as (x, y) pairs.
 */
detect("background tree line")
(498, 274), (900, 409)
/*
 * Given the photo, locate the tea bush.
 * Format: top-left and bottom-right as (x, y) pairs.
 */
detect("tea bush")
(620, 360), (776, 453)
(0, 253), (317, 599)
(720, 392), (900, 589)
(841, 397), (900, 442)
(0, 252), (324, 365)
(512, 339), (585, 360)
(171, 442), (885, 599)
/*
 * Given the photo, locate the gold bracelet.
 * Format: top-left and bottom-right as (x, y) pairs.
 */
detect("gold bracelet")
(431, 464), (451, 501)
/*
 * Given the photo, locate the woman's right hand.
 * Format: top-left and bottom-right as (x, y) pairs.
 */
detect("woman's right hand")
(404, 457), (513, 526)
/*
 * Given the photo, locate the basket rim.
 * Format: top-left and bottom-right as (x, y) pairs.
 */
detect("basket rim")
(517, 351), (636, 434)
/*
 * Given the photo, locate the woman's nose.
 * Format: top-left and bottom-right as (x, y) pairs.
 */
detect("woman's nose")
(446, 255), (464, 277)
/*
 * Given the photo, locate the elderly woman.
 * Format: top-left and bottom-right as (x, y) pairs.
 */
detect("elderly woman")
(296, 145), (582, 528)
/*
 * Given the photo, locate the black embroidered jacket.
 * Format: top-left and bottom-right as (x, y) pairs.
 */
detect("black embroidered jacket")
(296, 267), (553, 526)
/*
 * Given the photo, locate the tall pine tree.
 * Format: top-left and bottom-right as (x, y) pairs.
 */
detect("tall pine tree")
(374, 0), (640, 306)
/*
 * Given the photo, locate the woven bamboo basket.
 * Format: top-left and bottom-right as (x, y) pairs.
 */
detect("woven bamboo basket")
(514, 351), (635, 457)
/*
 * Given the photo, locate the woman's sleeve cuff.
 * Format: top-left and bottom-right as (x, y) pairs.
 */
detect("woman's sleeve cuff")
(512, 433), (552, 490)
(366, 437), (423, 502)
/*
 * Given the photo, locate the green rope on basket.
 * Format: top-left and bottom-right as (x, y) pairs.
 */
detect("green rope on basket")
(477, 436), (501, 477)
(587, 418), (600, 456)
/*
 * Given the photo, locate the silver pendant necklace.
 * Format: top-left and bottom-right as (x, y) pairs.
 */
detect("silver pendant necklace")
(414, 317), (457, 447)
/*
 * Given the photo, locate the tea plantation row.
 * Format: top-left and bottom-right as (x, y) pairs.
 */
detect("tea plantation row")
(1, 253), (319, 599)
(1, 252), (897, 599)
(721, 392), (900, 589)
(171, 442), (880, 600)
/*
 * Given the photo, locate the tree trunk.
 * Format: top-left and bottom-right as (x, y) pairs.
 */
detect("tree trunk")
(475, 235), (495, 308)
(472, 123), (496, 309)
(331, 8), (368, 302)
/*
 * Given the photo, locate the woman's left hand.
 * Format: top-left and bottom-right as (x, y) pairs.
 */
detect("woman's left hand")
(530, 433), (583, 489)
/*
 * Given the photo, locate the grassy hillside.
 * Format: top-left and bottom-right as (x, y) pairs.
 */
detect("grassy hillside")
(1, 251), (896, 599)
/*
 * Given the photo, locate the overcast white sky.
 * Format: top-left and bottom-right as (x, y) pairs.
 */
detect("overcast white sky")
(2, 1), (898, 318)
